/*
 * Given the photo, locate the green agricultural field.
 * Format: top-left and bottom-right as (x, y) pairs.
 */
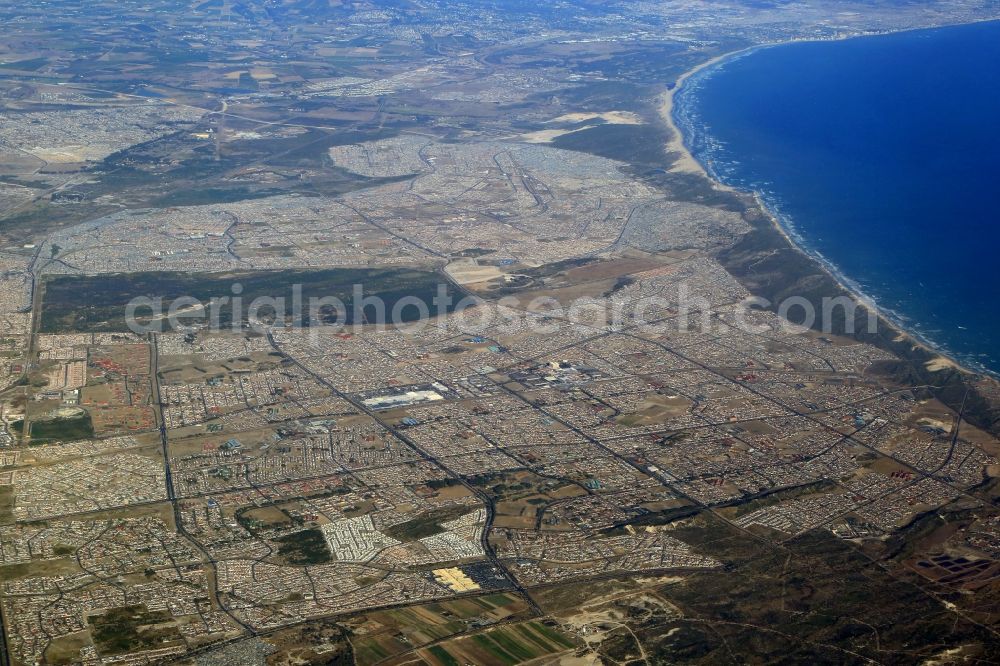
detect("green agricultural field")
(351, 593), (533, 665)
(418, 621), (575, 666)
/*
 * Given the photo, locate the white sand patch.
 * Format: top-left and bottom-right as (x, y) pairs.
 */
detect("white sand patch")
(518, 111), (644, 143)
(30, 147), (87, 163)
(444, 259), (506, 285)
(548, 111), (643, 125)
(925, 356), (958, 372)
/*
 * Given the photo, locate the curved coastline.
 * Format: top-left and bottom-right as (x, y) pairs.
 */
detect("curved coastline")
(661, 33), (993, 380)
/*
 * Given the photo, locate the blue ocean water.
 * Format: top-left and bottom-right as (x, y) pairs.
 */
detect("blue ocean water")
(675, 20), (1000, 375)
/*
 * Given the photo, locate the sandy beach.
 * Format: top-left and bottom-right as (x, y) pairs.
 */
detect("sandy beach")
(659, 50), (749, 179)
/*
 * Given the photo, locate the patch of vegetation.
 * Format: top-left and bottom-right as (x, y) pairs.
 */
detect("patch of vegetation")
(40, 267), (458, 333)
(454, 247), (495, 258)
(0, 57), (49, 71)
(425, 478), (463, 490)
(728, 479), (837, 517)
(0, 486), (13, 523)
(381, 505), (472, 542)
(151, 186), (282, 207)
(0, 201), (118, 243)
(601, 505), (702, 535)
(28, 412), (94, 442)
(275, 528), (332, 565)
(88, 605), (182, 656)
(551, 122), (671, 167)
(603, 275), (636, 297)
